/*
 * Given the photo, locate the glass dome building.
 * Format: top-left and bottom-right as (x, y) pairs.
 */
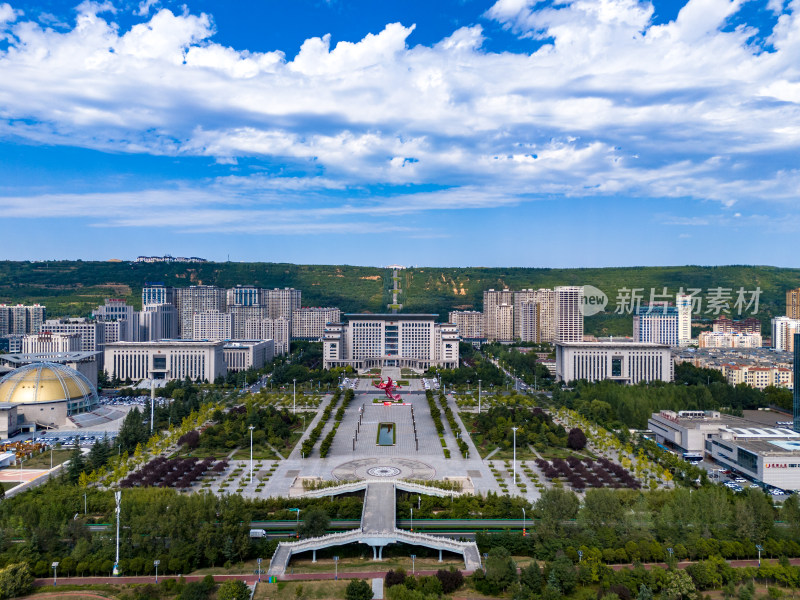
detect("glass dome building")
(0, 362), (99, 416)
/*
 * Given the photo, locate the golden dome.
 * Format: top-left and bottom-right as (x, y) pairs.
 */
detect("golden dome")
(0, 362), (98, 405)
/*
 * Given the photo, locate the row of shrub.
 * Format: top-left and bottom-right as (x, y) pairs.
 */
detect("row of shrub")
(319, 389), (355, 458)
(301, 388), (341, 457)
(439, 392), (469, 457)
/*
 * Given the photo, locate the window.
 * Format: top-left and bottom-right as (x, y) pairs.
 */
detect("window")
(153, 356), (167, 369)
(611, 357), (622, 377)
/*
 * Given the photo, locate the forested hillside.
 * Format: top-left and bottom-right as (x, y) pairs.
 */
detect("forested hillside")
(0, 261), (797, 336)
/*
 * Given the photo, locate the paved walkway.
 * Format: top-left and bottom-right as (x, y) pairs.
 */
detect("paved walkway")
(362, 482), (396, 533)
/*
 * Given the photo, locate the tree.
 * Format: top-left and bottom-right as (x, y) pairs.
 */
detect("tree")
(519, 562), (543, 594)
(436, 568), (464, 594)
(66, 442), (85, 484)
(482, 547), (518, 594)
(548, 555), (577, 595)
(345, 579), (374, 600)
(385, 569), (406, 588)
(299, 509), (330, 538)
(662, 570), (696, 600)
(0, 563), (34, 599)
(567, 427), (587, 450)
(217, 580), (249, 600)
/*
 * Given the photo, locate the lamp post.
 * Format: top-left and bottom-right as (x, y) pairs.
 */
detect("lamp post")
(522, 507), (526, 537)
(334, 556), (339, 580)
(293, 378), (296, 414)
(257, 558), (263, 582)
(410, 507), (413, 532)
(154, 560), (160, 583)
(289, 508), (300, 538)
(411, 554), (416, 575)
(249, 425), (255, 483)
(667, 547), (674, 563)
(512, 427), (518, 484)
(84, 492), (87, 515)
(478, 379), (481, 414)
(578, 550), (583, 563)
(756, 544), (763, 567)
(52, 562), (58, 586)
(113, 490), (121, 576)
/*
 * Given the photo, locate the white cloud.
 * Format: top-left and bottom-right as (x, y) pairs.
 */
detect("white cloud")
(0, 0), (798, 223)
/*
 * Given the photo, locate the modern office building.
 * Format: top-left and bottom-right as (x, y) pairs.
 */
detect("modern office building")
(787, 288), (800, 320)
(483, 289), (514, 342)
(772, 317), (800, 352)
(449, 310), (484, 342)
(292, 307), (341, 340)
(223, 340), (274, 372)
(634, 306), (679, 346)
(0, 304), (46, 336)
(176, 286), (227, 339)
(323, 314), (459, 372)
(699, 331), (762, 348)
(555, 340), (673, 384)
(104, 340), (226, 382)
(22, 332), (81, 354)
(142, 284), (176, 308)
(192, 310), (233, 340)
(244, 317), (290, 355)
(555, 286), (584, 343)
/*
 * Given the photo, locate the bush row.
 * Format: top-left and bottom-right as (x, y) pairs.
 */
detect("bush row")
(439, 392), (469, 457)
(301, 388), (342, 457)
(319, 389), (355, 458)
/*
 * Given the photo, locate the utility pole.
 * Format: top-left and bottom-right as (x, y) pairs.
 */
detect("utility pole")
(113, 491), (121, 576)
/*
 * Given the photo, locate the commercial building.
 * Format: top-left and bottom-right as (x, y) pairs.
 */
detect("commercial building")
(0, 304), (46, 335)
(0, 362), (99, 431)
(192, 310), (233, 340)
(323, 314), (459, 372)
(448, 310), (484, 343)
(292, 307), (341, 340)
(648, 410), (747, 454)
(483, 289), (514, 342)
(634, 306), (679, 346)
(706, 432), (800, 491)
(223, 340), (274, 372)
(244, 317), (290, 355)
(555, 286), (584, 343)
(555, 340), (673, 384)
(699, 331), (763, 348)
(104, 340), (226, 382)
(22, 332), (81, 354)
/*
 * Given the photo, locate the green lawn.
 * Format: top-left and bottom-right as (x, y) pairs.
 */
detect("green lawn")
(20, 449), (72, 469)
(253, 579), (349, 600)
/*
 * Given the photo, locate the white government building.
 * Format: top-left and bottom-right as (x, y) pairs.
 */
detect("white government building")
(323, 314), (459, 373)
(556, 341), (674, 384)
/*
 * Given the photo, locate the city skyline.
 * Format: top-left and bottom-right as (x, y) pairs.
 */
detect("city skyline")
(1, 0), (799, 266)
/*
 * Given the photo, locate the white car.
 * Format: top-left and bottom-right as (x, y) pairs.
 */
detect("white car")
(734, 477), (746, 483)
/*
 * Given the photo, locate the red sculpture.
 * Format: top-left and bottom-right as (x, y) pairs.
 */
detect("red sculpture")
(374, 376), (402, 401)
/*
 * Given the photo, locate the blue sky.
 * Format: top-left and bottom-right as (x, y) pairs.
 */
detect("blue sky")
(0, 0), (799, 267)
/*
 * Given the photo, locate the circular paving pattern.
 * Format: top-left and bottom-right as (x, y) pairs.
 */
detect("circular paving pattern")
(332, 457), (435, 480)
(367, 466), (402, 477)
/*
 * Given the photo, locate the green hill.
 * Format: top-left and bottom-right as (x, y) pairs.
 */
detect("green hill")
(0, 261), (796, 337)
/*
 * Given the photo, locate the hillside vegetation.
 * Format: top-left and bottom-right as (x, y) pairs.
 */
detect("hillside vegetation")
(0, 261), (797, 336)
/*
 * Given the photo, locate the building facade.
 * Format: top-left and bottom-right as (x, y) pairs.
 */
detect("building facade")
(699, 331), (763, 348)
(483, 289), (514, 342)
(448, 310), (484, 342)
(192, 310), (233, 340)
(142, 284), (176, 308)
(41, 319), (105, 368)
(292, 307), (341, 340)
(176, 286), (227, 339)
(104, 340), (226, 382)
(787, 288), (800, 320)
(772, 317), (800, 352)
(676, 293), (692, 346)
(22, 332), (81, 354)
(323, 314), (459, 372)
(555, 286), (584, 343)
(555, 341), (673, 384)
(634, 306), (679, 346)
(223, 340), (274, 372)
(244, 317), (290, 355)
(0, 304), (46, 336)
(722, 364), (792, 390)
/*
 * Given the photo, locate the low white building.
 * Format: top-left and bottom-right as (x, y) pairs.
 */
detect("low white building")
(104, 340), (226, 383)
(223, 340), (274, 372)
(648, 410), (753, 454)
(22, 332), (81, 354)
(706, 432), (800, 491)
(556, 341), (673, 384)
(699, 331), (762, 348)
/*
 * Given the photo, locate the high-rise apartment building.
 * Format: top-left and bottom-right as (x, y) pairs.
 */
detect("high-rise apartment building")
(193, 310), (233, 340)
(483, 289), (514, 342)
(292, 307), (341, 340)
(448, 310), (484, 341)
(227, 285), (263, 307)
(555, 286), (584, 343)
(142, 284), (176, 308)
(93, 299), (139, 342)
(519, 301), (541, 343)
(676, 293), (692, 346)
(244, 317), (290, 355)
(42, 318), (106, 367)
(176, 286), (227, 339)
(0, 304), (46, 335)
(139, 303), (179, 341)
(788, 288), (800, 320)
(772, 317), (800, 352)
(265, 288), (302, 320)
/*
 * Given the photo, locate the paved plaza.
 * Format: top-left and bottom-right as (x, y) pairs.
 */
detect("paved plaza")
(236, 371), (513, 498)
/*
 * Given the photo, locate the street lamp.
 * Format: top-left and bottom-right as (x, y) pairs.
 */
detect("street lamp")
(154, 560), (160, 583)
(522, 507), (526, 537)
(478, 379), (482, 414)
(512, 427), (518, 484)
(411, 554), (416, 575)
(257, 558), (263, 582)
(293, 378), (296, 414)
(289, 508), (301, 538)
(334, 556), (339, 580)
(410, 507), (413, 532)
(249, 425), (255, 483)
(756, 544), (763, 567)
(52, 562), (58, 586)
(667, 547), (674, 563)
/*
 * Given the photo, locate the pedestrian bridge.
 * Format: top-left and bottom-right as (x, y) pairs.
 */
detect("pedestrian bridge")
(267, 481), (482, 577)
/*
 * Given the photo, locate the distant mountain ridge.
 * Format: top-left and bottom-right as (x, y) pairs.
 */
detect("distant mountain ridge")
(0, 261), (796, 337)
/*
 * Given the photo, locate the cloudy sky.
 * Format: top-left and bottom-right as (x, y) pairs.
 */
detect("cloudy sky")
(0, 0), (798, 266)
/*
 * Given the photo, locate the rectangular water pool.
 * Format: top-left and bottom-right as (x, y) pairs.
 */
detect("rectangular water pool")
(377, 422), (396, 446)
